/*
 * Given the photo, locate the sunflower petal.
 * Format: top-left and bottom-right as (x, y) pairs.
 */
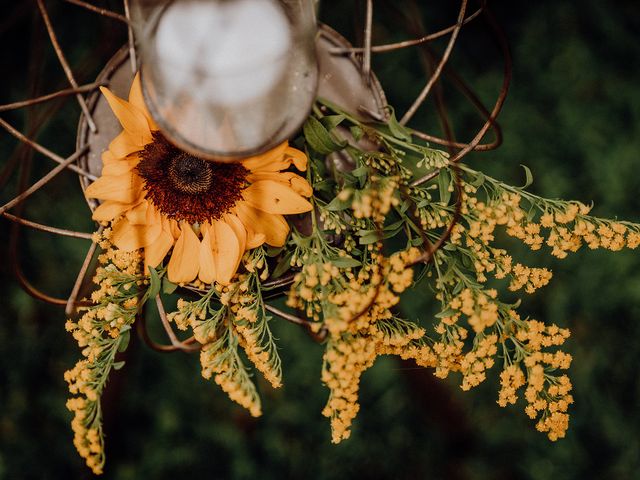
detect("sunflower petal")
(243, 180), (312, 215)
(235, 203), (289, 247)
(285, 146), (308, 171)
(167, 224), (200, 283)
(247, 171), (313, 197)
(101, 156), (140, 176)
(198, 226), (217, 284)
(144, 226), (174, 271)
(127, 73), (159, 131)
(211, 220), (241, 285)
(92, 200), (132, 222)
(246, 229), (267, 249)
(111, 217), (162, 251)
(125, 201), (149, 225)
(85, 173), (142, 203)
(241, 141), (290, 172)
(100, 86), (152, 146)
(224, 213), (247, 257)
(109, 130), (143, 158)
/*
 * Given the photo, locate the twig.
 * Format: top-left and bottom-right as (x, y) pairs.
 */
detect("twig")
(65, 225), (103, 315)
(362, 0), (373, 85)
(0, 116), (95, 179)
(1, 212), (93, 239)
(63, 0), (129, 23)
(36, 0), (97, 132)
(0, 81), (106, 112)
(123, 0), (137, 73)
(0, 145), (89, 215)
(330, 6), (482, 54)
(400, 0), (468, 125)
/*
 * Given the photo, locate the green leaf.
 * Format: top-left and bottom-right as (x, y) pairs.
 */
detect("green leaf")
(438, 169), (452, 205)
(324, 194), (351, 212)
(112, 361), (126, 371)
(350, 125), (364, 142)
(385, 106), (412, 142)
(471, 171), (486, 188)
(358, 231), (380, 245)
(520, 164), (534, 188)
(329, 255), (362, 268)
(118, 330), (130, 353)
(320, 114), (346, 131)
(148, 266), (161, 299)
(351, 165), (369, 178)
(303, 116), (347, 154)
(435, 308), (457, 318)
(162, 277), (178, 295)
(272, 251), (294, 279)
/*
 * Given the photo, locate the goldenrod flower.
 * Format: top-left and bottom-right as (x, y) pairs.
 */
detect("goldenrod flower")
(86, 74), (312, 285)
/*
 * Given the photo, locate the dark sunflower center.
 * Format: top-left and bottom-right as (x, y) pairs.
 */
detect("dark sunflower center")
(136, 132), (249, 224)
(168, 154), (213, 194)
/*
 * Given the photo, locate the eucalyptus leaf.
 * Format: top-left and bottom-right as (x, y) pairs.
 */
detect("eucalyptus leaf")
(303, 116), (347, 154)
(117, 330), (130, 353)
(162, 277), (177, 295)
(521, 164), (534, 188)
(385, 106), (412, 141)
(320, 114), (346, 131)
(148, 266), (161, 299)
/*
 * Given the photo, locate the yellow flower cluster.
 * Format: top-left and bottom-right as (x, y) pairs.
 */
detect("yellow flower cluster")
(498, 364), (526, 406)
(460, 334), (498, 391)
(65, 230), (143, 475)
(351, 175), (400, 221)
(448, 288), (499, 333)
(508, 263), (553, 294)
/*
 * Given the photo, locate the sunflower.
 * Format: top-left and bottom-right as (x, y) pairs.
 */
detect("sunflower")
(86, 74), (313, 285)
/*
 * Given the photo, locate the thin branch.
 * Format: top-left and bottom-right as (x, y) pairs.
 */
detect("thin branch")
(63, 0), (129, 23)
(1, 212), (93, 239)
(411, 2), (511, 186)
(330, 7), (482, 54)
(0, 116), (95, 179)
(400, 0), (468, 125)
(0, 145), (89, 215)
(36, 0), (97, 132)
(362, 0), (373, 85)
(66, 225), (102, 315)
(0, 81), (106, 112)
(123, 0), (137, 73)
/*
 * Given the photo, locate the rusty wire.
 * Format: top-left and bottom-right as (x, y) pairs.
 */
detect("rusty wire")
(2, 0), (512, 350)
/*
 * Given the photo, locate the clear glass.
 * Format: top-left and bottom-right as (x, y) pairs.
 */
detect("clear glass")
(130, 0), (318, 160)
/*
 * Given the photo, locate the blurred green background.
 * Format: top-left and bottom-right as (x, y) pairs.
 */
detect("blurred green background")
(1, 1), (639, 479)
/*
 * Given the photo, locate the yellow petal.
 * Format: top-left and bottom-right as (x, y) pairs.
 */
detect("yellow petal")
(100, 86), (152, 146)
(247, 171), (313, 197)
(224, 213), (247, 256)
(167, 224), (200, 283)
(109, 130), (143, 158)
(241, 141), (290, 172)
(92, 200), (131, 222)
(102, 156), (140, 177)
(285, 146), (308, 171)
(144, 224), (174, 271)
(111, 217), (162, 251)
(235, 203), (289, 247)
(243, 180), (312, 214)
(85, 173), (142, 203)
(246, 229), (267, 249)
(128, 73), (159, 131)
(125, 201), (149, 225)
(211, 220), (241, 285)
(198, 226), (217, 284)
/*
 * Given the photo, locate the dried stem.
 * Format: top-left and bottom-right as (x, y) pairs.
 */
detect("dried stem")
(65, 225), (103, 315)
(1, 212), (93, 239)
(63, 0), (129, 23)
(123, 0), (137, 73)
(362, 0), (373, 84)
(36, 0), (97, 132)
(330, 6), (483, 54)
(0, 145), (89, 215)
(400, 0), (468, 125)
(0, 116), (95, 179)
(0, 82), (106, 112)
